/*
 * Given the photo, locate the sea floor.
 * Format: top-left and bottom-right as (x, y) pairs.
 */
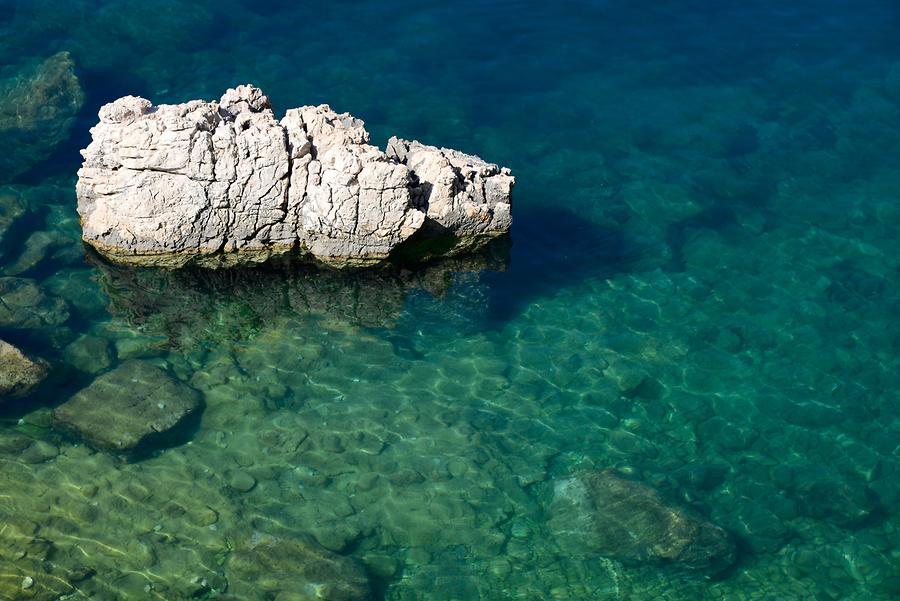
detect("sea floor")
(2, 0), (900, 599)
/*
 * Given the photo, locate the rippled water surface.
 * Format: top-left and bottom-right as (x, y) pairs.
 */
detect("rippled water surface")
(2, 0), (900, 599)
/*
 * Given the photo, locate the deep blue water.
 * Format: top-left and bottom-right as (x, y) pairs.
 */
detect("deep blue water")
(2, 1), (900, 599)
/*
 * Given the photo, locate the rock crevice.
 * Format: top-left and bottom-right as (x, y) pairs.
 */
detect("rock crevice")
(77, 85), (513, 268)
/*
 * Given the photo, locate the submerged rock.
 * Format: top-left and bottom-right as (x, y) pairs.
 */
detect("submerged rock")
(548, 470), (736, 573)
(76, 85), (513, 268)
(227, 533), (372, 600)
(0, 52), (85, 182)
(89, 240), (508, 347)
(0, 187), (30, 258)
(52, 360), (203, 455)
(62, 334), (114, 374)
(0, 276), (70, 330)
(0, 339), (48, 399)
(0, 431), (58, 464)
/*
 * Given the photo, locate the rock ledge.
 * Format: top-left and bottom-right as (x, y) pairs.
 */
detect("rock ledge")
(76, 85), (513, 268)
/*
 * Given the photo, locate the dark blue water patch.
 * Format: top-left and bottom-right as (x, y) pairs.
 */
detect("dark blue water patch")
(480, 206), (640, 326)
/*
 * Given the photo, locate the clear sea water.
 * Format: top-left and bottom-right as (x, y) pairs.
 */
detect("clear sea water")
(2, 0), (900, 599)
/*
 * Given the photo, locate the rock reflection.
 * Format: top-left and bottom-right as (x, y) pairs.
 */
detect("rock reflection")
(89, 237), (510, 347)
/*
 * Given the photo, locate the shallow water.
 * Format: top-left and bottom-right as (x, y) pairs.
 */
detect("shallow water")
(2, 0), (900, 599)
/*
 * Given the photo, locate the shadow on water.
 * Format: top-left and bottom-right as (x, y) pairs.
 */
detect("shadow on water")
(87, 241), (512, 349)
(85, 207), (640, 347)
(481, 206), (641, 326)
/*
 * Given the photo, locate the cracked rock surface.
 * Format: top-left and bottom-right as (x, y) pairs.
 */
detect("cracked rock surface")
(76, 85), (513, 268)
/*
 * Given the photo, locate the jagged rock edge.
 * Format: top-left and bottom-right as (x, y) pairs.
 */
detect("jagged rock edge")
(76, 85), (514, 269)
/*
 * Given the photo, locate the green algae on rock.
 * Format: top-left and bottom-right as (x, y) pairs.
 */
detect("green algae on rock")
(548, 470), (737, 574)
(52, 360), (203, 455)
(0, 51), (84, 183)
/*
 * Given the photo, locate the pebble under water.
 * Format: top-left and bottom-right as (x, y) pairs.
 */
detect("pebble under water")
(2, 0), (900, 599)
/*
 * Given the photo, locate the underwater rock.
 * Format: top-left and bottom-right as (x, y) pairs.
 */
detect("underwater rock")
(722, 502), (789, 554)
(0, 563), (73, 601)
(0, 51), (85, 183)
(0, 276), (70, 330)
(52, 360), (203, 455)
(88, 241), (508, 347)
(227, 533), (372, 601)
(3, 230), (68, 276)
(0, 512), (73, 599)
(0, 339), (48, 399)
(62, 334), (114, 374)
(226, 470), (256, 493)
(0, 430), (59, 464)
(0, 187), (30, 258)
(548, 470), (736, 573)
(77, 85), (513, 268)
(793, 476), (878, 527)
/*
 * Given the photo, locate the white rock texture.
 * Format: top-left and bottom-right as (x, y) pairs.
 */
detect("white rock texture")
(76, 85), (513, 268)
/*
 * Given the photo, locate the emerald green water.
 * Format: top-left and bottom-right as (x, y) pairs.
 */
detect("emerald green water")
(2, 0), (900, 599)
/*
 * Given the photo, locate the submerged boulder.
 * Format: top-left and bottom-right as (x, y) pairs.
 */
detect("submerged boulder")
(548, 470), (736, 573)
(227, 533), (372, 601)
(76, 85), (513, 268)
(0, 187), (30, 258)
(0, 277), (70, 330)
(0, 339), (48, 399)
(0, 52), (85, 182)
(52, 360), (203, 455)
(88, 239), (508, 348)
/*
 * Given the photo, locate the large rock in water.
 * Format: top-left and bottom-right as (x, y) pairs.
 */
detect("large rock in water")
(227, 533), (372, 601)
(0, 52), (85, 183)
(548, 470), (736, 574)
(0, 339), (48, 399)
(76, 85), (513, 268)
(53, 360), (203, 455)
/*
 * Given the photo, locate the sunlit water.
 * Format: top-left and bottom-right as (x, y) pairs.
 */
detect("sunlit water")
(2, 0), (900, 599)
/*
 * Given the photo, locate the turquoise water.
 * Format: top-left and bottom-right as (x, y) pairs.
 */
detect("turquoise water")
(2, 0), (900, 599)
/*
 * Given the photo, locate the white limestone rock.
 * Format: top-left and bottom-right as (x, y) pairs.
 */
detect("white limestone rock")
(78, 86), (289, 267)
(281, 105), (424, 265)
(386, 137), (514, 238)
(76, 85), (513, 268)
